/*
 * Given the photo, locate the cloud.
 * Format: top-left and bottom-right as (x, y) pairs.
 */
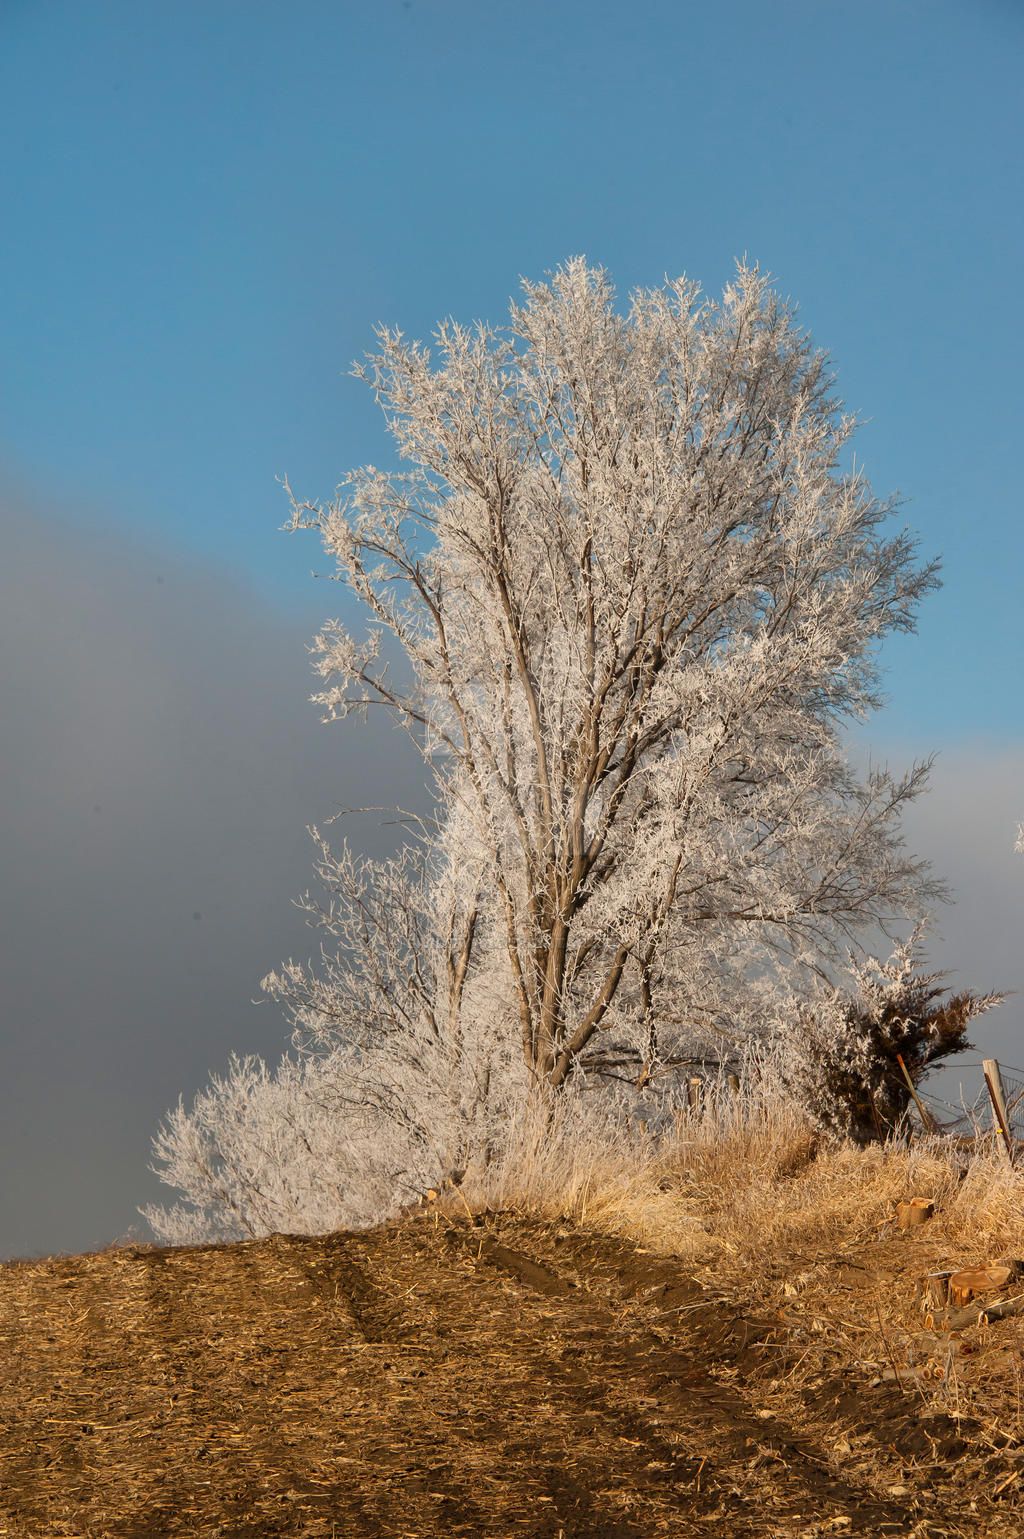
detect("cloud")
(892, 743), (1024, 1094)
(840, 726), (1024, 1108)
(0, 494), (428, 1257)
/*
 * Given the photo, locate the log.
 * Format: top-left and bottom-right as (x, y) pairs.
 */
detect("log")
(980, 1294), (1024, 1324)
(939, 1291), (1024, 1331)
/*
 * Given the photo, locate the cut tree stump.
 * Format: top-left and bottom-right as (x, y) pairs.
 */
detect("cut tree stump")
(918, 1272), (953, 1312)
(923, 1262), (1024, 1329)
(896, 1197), (934, 1228)
(949, 1264), (1018, 1309)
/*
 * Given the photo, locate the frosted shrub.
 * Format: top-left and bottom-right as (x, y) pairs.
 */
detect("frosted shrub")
(147, 833), (530, 1242)
(143, 1051), (406, 1243)
(773, 933), (1002, 1143)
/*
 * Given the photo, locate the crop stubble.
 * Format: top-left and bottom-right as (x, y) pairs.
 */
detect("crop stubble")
(0, 1216), (1015, 1537)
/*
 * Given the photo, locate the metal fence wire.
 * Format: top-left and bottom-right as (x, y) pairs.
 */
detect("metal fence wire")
(911, 1060), (1024, 1145)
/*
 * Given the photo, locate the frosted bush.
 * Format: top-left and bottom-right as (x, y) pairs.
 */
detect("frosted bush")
(772, 932), (1002, 1143)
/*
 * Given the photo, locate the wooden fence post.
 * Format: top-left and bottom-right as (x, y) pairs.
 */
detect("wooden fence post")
(896, 1052), (936, 1134)
(983, 1059), (1015, 1166)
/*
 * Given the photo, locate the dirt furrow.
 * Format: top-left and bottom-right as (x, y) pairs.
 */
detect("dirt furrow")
(0, 1219), (1008, 1536)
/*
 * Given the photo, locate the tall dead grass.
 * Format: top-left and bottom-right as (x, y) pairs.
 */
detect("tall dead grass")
(465, 1079), (1024, 1270)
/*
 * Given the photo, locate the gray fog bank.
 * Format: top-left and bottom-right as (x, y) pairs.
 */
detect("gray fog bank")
(0, 500), (427, 1258)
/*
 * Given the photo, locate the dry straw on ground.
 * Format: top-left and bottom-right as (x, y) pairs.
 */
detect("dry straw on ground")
(472, 1084), (1024, 1271)
(6, 1094), (1024, 1535)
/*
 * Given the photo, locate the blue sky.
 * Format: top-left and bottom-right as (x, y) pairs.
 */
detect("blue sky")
(3, 0), (1021, 736)
(1, 1), (1022, 1254)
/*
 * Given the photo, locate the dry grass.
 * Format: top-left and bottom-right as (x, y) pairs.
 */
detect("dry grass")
(469, 1089), (1024, 1274)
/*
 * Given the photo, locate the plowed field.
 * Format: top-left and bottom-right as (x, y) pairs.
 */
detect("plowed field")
(0, 1215), (1018, 1536)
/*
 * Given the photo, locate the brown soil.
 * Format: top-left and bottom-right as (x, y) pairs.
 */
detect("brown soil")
(1, 1213), (1022, 1537)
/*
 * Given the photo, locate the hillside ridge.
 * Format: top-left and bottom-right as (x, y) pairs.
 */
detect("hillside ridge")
(0, 1213), (1018, 1536)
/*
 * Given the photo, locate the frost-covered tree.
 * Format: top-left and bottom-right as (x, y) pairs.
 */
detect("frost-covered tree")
(149, 259), (948, 1238)
(278, 259), (941, 1096)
